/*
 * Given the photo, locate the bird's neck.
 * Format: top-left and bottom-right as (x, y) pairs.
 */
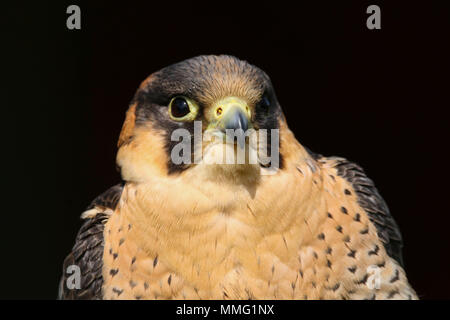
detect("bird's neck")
(114, 149), (322, 270)
(108, 124), (330, 292)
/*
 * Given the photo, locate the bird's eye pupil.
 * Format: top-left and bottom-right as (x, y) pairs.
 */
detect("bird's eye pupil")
(261, 95), (271, 109)
(171, 97), (190, 118)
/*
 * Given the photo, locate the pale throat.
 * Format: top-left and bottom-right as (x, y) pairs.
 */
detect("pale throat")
(116, 123), (326, 258)
(116, 153), (325, 260)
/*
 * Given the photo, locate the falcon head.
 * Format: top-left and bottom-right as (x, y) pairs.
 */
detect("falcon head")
(117, 55), (298, 184)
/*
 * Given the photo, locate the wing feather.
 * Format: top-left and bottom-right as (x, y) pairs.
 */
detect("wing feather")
(58, 183), (124, 300)
(332, 157), (404, 266)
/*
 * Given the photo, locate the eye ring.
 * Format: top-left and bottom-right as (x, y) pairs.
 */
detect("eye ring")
(168, 96), (199, 121)
(259, 93), (271, 110)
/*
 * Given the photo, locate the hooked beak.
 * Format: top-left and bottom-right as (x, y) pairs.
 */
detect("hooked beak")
(207, 97), (252, 148)
(209, 96), (251, 133)
(224, 108), (249, 132)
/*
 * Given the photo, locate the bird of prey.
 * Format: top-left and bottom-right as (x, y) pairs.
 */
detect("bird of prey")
(59, 55), (417, 300)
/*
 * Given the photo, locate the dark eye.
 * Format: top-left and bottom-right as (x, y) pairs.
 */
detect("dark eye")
(168, 96), (199, 121)
(170, 97), (190, 118)
(260, 94), (271, 109)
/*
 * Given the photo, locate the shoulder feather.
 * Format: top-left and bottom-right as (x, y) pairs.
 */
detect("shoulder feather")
(330, 157), (404, 266)
(58, 183), (124, 300)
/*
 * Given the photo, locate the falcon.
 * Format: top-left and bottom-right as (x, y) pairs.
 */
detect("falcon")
(59, 55), (417, 300)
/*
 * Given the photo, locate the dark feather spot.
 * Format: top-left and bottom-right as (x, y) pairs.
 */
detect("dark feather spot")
(129, 280), (137, 289)
(112, 287), (123, 296)
(368, 245), (380, 256)
(356, 274), (369, 285)
(317, 233), (325, 240)
(153, 255), (158, 268)
(131, 257), (136, 265)
(327, 212), (333, 219)
(348, 266), (357, 273)
(329, 283), (340, 292)
(119, 238), (125, 246)
(341, 207), (348, 214)
(347, 249), (357, 258)
(354, 213), (361, 222)
(336, 225), (343, 233)
(344, 189), (351, 195)
(387, 289), (399, 299)
(390, 269), (400, 283)
(168, 274), (172, 285)
(325, 247), (332, 255)
(110, 269), (119, 277)
(282, 236), (288, 248)
(360, 228), (369, 235)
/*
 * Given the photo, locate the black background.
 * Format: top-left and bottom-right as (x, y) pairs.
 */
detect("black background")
(4, 1), (449, 299)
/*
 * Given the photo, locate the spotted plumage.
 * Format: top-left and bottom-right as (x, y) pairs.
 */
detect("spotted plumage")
(58, 184), (123, 299)
(59, 55), (417, 300)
